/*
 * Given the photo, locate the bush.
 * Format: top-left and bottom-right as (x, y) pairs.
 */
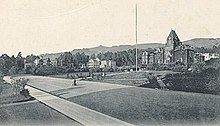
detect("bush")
(162, 68), (220, 94)
(11, 77), (29, 97)
(33, 66), (57, 75)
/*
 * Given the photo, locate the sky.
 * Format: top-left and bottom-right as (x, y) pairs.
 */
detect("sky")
(0, 0), (220, 56)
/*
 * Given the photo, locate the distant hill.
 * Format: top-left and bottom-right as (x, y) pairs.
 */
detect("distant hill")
(41, 38), (220, 60)
(40, 43), (164, 60)
(183, 38), (220, 48)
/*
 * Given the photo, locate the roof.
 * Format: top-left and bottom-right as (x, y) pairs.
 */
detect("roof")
(166, 30), (180, 46)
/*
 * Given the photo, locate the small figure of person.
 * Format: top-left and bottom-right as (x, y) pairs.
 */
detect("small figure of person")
(72, 79), (77, 86)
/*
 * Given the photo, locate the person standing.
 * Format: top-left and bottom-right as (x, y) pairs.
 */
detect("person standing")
(72, 78), (77, 86)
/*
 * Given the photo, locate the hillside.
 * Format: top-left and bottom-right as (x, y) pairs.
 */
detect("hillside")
(183, 38), (220, 48)
(40, 43), (164, 60)
(40, 38), (220, 60)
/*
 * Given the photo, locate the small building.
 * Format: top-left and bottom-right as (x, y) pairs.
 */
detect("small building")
(142, 52), (149, 64)
(34, 57), (40, 66)
(201, 53), (220, 61)
(100, 60), (116, 69)
(149, 53), (155, 64)
(87, 58), (100, 68)
(194, 53), (205, 63)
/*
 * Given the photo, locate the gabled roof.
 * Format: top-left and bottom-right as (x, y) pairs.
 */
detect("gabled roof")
(166, 30), (180, 46)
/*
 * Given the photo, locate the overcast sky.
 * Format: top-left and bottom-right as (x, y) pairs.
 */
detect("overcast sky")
(0, 0), (220, 56)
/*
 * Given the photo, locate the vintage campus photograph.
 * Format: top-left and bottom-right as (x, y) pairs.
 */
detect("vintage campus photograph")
(1, 0), (220, 126)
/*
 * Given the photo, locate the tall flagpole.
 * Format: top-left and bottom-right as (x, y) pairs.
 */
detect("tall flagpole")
(135, 4), (138, 72)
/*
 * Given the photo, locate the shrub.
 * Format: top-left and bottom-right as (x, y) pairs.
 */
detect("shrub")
(33, 66), (57, 75)
(162, 68), (220, 94)
(11, 77), (29, 97)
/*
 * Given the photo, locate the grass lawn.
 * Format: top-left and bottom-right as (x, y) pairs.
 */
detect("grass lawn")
(91, 71), (178, 86)
(68, 87), (220, 126)
(0, 80), (32, 105)
(92, 79), (146, 86)
(0, 102), (81, 126)
(0, 77), (81, 126)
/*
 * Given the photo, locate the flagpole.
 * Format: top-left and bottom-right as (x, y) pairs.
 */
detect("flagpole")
(135, 4), (138, 72)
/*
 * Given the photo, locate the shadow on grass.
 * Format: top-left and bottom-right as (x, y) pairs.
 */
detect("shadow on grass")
(51, 86), (84, 94)
(12, 97), (35, 103)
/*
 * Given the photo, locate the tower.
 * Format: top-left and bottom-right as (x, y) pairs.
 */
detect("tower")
(166, 30), (181, 50)
(164, 30), (181, 63)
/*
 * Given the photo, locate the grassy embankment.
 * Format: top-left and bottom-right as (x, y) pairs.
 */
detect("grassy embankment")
(0, 77), (32, 105)
(0, 77), (81, 126)
(48, 70), (178, 86)
(68, 87), (220, 126)
(93, 70), (178, 86)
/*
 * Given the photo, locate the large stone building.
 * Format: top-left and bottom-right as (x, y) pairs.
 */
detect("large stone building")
(142, 30), (195, 67)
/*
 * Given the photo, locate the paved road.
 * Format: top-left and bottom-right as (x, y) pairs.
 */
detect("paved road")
(12, 76), (132, 99)
(27, 85), (134, 126)
(4, 76), (134, 126)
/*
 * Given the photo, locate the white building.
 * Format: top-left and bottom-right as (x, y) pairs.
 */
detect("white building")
(87, 58), (100, 68)
(34, 57), (40, 66)
(142, 51), (149, 64)
(202, 53), (219, 61)
(100, 60), (116, 69)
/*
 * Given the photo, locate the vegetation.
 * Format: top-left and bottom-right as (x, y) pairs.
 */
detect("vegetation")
(0, 52), (25, 75)
(11, 77), (29, 97)
(69, 87), (220, 125)
(0, 76), (31, 104)
(162, 68), (220, 95)
(0, 102), (80, 125)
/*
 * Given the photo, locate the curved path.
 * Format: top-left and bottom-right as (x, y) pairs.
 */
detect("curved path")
(4, 76), (134, 126)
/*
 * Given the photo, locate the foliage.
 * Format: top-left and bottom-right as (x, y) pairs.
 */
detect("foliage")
(33, 66), (57, 75)
(162, 68), (220, 94)
(96, 49), (148, 67)
(11, 77), (29, 97)
(194, 44), (220, 54)
(0, 52), (26, 75)
(57, 52), (89, 69)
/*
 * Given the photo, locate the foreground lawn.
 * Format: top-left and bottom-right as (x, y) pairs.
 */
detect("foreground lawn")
(93, 71), (179, 86)
(0, 102), (81, 126)
(0, 78), (81, 126)
(0, 80), (32, 105)
(68, 87), (220, 126)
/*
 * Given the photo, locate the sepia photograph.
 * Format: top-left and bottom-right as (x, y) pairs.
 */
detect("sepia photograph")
(1, 0), (220, 126)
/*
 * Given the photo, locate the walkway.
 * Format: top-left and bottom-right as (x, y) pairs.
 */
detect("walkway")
(3, 76), (134, 126)
(27, 85), (134, 126)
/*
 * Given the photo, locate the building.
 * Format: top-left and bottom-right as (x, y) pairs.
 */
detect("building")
(87, 58), (100, 68)
(142, 30), (195, 67)
(34, 57), (40, 66)
(174, 44), (194, 67)
(142, 52), (149, 64)
(24, 56), (40, 69)
(201, 53), (220, 61)
(194, 53), (205, 63)
(164, 29), (181, 63)
(100, 60), (116, 69)
(57, 52), (74, 67)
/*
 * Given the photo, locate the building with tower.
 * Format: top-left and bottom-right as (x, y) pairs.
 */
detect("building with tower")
(142, 30), (195, 68)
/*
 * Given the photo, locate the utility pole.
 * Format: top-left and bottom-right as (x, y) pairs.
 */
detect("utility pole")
(135, 4), (138, 72)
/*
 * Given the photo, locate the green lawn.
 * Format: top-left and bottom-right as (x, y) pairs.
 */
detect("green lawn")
(0, 80), (32, 105)
(92, 70), (179, 86)
(0, 77), (81, 126)
(68, 87), (220, 126)
(0, 102), (81, 126)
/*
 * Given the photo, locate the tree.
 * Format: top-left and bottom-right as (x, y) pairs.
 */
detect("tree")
(90, 53), (96, 59)
(46, 58), (51, 66)
(16, 52), (24, 70)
